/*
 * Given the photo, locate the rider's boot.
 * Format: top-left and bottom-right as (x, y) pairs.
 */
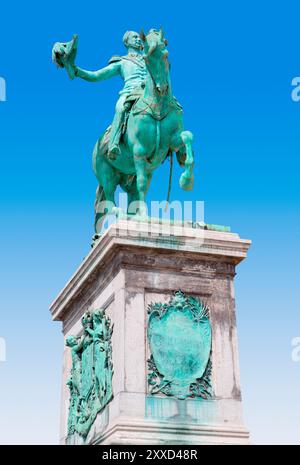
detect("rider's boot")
(108, 110), (125, 159)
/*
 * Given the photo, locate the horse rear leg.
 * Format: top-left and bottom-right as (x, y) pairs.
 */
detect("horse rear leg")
(93, 157), (122, 240)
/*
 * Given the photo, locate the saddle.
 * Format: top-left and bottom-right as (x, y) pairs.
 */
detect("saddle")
(121, 93), (183, 142)
(100, 93), (183, 158)
(132, 96), (183, 121)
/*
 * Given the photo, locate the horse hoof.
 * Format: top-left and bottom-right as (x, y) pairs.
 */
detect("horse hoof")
(91, 234), (101, 247)
(130, 213), (148, 222)
(111, 207), (124, 217)
(180, 173), (194, 191)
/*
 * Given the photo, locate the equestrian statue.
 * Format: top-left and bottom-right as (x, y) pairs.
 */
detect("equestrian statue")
(52, 29), (195, 240)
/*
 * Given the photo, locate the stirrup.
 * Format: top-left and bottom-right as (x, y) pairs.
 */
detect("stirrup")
(108, 145), (120, 159)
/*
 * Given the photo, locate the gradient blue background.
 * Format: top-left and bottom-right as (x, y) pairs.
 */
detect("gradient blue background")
(0, 0), (299, 444)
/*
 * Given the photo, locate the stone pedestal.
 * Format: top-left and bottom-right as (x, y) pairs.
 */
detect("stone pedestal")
(50, 220), (251, 445)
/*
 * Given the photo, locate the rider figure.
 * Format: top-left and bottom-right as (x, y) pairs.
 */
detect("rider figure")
(72, 31), (147, 158)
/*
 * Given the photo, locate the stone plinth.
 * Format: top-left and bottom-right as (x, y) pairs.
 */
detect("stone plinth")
(50, 220), (251, 445)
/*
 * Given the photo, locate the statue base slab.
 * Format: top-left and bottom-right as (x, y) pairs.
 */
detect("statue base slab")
(50, 219), (251, 445)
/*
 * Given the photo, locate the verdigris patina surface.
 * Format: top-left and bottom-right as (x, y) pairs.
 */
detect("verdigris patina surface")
(52, 29), (195, 238)
(66, 309), (113, 439)
(147, 291), (212, 400)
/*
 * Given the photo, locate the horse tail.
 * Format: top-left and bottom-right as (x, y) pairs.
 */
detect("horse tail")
(165, 151), (173, 212)
(94, 184), (106, 234)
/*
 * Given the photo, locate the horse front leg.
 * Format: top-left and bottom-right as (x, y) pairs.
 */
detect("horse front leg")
(133, 151), (152, 218)
(172, 130), (195, 191)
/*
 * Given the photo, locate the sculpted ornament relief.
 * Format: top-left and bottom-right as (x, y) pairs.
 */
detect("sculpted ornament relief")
(147, 291), (212, 400)
(66, 309), (114, 438)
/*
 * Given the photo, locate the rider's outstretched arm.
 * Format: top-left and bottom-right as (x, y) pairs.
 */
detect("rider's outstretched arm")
(74, 61), (120, 82)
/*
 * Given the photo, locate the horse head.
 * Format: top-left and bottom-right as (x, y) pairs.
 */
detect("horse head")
(140, 27), (170, 95)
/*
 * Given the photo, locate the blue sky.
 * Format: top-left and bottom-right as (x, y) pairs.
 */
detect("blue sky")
(0, 0), (299, 444)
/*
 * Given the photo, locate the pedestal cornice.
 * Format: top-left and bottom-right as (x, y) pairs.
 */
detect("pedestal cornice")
(50, 220), (251, 322)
